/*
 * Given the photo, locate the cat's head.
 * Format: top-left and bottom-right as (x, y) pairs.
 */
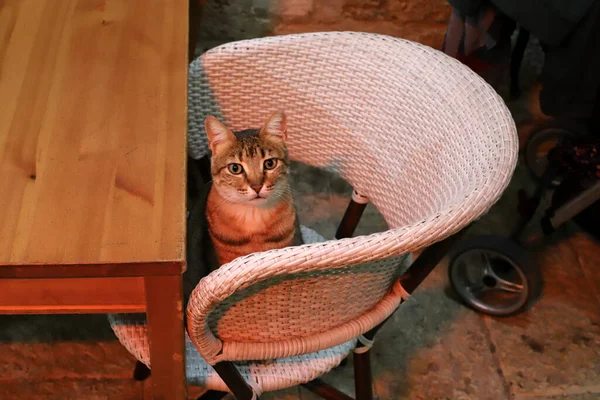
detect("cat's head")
(204, 111), (291, 206)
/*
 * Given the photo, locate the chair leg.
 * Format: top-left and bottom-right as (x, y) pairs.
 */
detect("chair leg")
(353, 351), (373, 400)
(197, 390), (229, 400)
(212, 362), (255, 400)
(336, 192), (368, 239)
(302, 379), (353, 400)
(133, 361), (151, 381)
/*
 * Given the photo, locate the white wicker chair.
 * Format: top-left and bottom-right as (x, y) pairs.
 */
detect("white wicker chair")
(109, 32), (518, 400)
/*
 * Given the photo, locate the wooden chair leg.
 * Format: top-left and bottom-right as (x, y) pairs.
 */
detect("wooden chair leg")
(133, 361), (151, 381)
(353, 351), (373, 400)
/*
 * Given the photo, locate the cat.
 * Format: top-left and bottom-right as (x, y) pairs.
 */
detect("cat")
(184, 111), (303, 307)
(204, 110), (304, 266)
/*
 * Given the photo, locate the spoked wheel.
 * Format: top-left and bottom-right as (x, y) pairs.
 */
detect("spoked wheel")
(448, 236), (542, 317)
(525, 119), (588, 186)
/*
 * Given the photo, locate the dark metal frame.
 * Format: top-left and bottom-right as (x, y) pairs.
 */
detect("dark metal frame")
(541, 180), (600, 235)
(512, 160), (600, 243)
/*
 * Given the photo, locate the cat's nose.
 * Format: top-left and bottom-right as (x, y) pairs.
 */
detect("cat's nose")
(251, 185), (262, 194)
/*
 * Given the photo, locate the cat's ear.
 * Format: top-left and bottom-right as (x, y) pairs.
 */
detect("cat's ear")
(205, 116), (235, 153)
(261, 111), (287, 141)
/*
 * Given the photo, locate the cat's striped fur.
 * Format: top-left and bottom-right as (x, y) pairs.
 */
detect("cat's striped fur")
(204, 111), (303, 267)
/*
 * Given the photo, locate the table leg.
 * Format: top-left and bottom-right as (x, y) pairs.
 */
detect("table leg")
(145, 275), (187, 400)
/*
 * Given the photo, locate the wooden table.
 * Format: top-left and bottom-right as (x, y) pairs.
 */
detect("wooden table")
(0, 1), (188, 398)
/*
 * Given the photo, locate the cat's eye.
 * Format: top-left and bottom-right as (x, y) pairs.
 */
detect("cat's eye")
(264, 158), (278, 170)
(227, 163), (243, 175)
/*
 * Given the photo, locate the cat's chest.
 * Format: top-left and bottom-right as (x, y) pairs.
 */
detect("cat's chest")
(208, 202), (293, 239)
(230, 207), (289, 238)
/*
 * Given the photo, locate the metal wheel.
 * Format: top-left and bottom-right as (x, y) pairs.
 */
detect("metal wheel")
(448, 235), (542, 317)
(525, 119), (588, 185)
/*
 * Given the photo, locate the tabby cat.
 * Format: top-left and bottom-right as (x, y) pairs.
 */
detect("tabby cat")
(204, 110), (303, 265)
(184, 111), (303, 303)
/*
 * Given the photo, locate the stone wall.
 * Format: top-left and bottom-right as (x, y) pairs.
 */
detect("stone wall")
(196, 0), (451, 54)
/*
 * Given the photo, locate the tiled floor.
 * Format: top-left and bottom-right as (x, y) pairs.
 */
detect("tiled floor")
(1, 44), (598, 400)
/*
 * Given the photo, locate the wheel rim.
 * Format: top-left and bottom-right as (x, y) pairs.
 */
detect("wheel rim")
(451, 249), (529, 315)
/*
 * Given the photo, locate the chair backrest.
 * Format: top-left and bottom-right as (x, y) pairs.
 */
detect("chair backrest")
(186, 32), (518, 365)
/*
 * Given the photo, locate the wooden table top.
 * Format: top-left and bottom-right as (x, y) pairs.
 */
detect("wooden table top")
(0, 0), (188, 278)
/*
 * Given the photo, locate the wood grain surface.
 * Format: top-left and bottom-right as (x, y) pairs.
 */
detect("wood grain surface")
(0, 0), (188, 277)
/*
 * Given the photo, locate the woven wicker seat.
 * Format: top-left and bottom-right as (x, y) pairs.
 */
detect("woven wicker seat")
(111, 32), (518, 399)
